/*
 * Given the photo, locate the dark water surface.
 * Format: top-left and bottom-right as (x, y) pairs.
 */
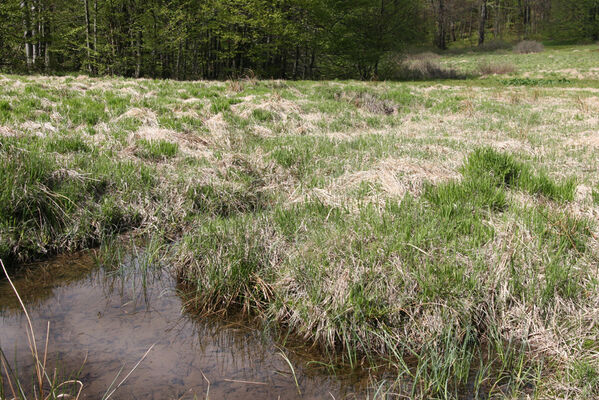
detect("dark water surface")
(0, 253), (369, 399)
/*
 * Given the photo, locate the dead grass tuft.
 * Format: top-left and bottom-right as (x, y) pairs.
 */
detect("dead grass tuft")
(337, 157), (459, 198)
(0, 125), (17, 137)
(233, 95), (301, 121)
(115, 107), (158, 127)
(401, 58), (463, 80)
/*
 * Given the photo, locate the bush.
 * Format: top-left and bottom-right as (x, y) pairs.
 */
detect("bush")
(477, 61), (517, 75)
(514, 40), (544, 54)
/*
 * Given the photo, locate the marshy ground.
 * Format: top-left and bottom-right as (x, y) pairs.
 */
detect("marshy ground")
(1, 44), (599, 399)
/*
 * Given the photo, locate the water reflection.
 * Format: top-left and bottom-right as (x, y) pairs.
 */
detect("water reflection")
(0, 252), (367, 399)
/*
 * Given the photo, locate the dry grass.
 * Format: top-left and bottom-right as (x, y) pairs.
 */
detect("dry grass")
(379, 52), (464, 80)
(335, 91), (398, 115)
(477, 60), (517, 75)
(514, 40), (545, 54)
(401, 57), (463, 80)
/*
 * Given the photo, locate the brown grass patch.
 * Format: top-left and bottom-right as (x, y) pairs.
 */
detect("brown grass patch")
(337, 157), (459, 198)
(232, 96), (301, 121)
(569, 131), (599, 148)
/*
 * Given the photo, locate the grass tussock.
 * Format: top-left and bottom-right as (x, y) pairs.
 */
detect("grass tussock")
(462, 147), (577, 202)
(0, 136), (157, 264)
(335, 91), (398, 115)
(135, 139), (179, 161)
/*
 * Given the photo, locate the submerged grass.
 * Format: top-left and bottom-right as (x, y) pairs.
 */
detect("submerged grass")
(0, 259), (84, 400)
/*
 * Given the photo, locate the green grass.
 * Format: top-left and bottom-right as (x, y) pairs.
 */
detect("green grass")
(135, 139), (179, 160)
(462, 147), (577, 202)
(1, 46), (599, 398)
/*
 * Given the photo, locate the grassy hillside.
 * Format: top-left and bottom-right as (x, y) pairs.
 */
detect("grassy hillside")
(1, 45), (599, 398)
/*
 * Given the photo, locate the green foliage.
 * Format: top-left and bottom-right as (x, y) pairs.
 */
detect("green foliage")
(178, 215), (276, 313)
(251, 108), (278, 122)
(0, 136), (159, 263)
(547, 0), (599, 42)
(570, 360), (599, 397)
(61, 96), (107, 126)
(0, 100), (11, 122)
(210, 97), (241, 114)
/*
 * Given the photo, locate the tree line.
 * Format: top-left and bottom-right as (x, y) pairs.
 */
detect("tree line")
(0, 0), (597, 80)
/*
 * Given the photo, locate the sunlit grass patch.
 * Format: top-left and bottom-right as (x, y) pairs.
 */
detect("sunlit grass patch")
(135, 139), (179, 160)
(173, 140), (597, 398)
(463, 147), (576, 202)
(46, 135), (92, 154)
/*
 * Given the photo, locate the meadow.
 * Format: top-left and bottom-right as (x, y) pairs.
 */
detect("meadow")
(1, 44), (599, 399)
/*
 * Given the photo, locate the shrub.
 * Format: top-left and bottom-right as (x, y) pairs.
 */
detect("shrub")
(514, 40), (544, 54)
(478, 61), (517, 75)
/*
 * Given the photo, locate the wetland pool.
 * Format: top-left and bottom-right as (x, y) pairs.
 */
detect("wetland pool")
(0, 252), (370, 399)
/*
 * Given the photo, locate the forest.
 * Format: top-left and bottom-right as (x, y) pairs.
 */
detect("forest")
(1, 0), (598, 80)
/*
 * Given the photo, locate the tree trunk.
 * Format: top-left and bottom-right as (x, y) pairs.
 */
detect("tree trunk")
(93, 0), (97, 56)
(83, 0), (92, 73)
(135, 30), (142, 78)
(433, 0), (447, 50)
(22, 0), (34, 70)
(478, 0), (488, 46)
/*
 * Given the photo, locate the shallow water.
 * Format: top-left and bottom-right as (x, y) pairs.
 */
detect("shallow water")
(0, 252), (368, 399)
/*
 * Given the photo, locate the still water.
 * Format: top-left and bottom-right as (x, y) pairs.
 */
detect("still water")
(0, 252), (369, 399)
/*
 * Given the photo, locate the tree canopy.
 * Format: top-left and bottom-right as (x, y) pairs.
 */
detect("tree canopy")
(0, 0), (597, 80)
